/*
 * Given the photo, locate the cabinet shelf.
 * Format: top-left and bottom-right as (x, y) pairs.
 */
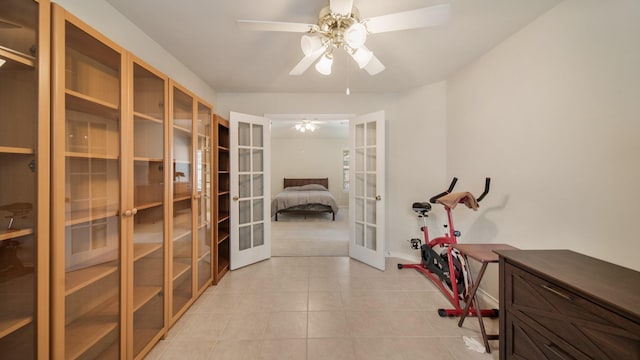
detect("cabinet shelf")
(0, 315), (33, 340)
(65, 152), (119, 160)
(172, 259), (190, 280)
(0, 45), (35, 68)
(217, 232), (229, 244)
(198, 247), (210, 261)
(173, 124), (191, 134)
(0, 228), (34, 242)
(133, 112), (163, 124)
(65, 296), (119, 360)
(66, 209), (119, 226)
(0, 146), (34, 155)
(218, 146), (229, 152)
(65, 261), (118, 296)
(173, 195), (191, 202)
(133, 286), (162, 312)
(135, 201), (163, 211)
(217, 213), (230, 222)
(134, 156), (163, 163)
(66, 89), (119, 119)
(133, 243), (162, 262)
(172, 226), (191, 242)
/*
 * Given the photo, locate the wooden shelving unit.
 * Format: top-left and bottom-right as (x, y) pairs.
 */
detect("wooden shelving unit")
(214, 115), (231, 283)
(51, 5), (125, 358)
(0, 0), (50, 358)
(128, 56), (168, 359)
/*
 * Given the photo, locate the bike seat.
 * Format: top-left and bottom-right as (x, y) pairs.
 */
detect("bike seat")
(412, 202), (432, 214)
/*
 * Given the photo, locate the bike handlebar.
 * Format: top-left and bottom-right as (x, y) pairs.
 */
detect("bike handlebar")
(429, 177), (458, 203)
(476, 177), (491, 202)
(429, 177), (491, 204)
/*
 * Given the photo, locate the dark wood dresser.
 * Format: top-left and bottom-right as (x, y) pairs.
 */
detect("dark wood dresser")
(495, 250), (640, 360)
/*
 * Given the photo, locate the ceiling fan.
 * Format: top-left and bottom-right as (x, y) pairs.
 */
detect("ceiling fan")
(237, 0), (451, 76)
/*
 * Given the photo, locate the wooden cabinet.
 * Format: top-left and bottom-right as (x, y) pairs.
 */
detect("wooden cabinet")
(214, 115), (230, 283)
(196, 102), (213, 293)
(169, 83), (214, 324)
(51, 5), (126, 358)
(0, 0), (50, 358)
(128, 56), (168, 359)
(497, 250), (640, 360)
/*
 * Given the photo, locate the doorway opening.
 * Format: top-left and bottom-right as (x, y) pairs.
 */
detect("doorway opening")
(268, 114), (352, 257)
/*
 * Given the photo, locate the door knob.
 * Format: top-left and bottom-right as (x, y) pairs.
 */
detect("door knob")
(232, 196), (239, 201)
(376, 195), (382, 201)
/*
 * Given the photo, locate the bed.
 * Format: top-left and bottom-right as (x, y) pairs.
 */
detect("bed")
(271, 178), (339, 221)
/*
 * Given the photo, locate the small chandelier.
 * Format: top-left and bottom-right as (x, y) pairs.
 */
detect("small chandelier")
(295, 120), (316, 133)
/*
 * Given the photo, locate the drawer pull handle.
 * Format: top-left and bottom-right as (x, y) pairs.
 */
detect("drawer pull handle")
(541, 284), (573, 302)
(544, 343), (571, 360)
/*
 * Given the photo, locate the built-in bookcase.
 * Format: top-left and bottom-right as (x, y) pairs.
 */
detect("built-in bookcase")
(214, 115), (230, 283)
(0, 0), (50, 358)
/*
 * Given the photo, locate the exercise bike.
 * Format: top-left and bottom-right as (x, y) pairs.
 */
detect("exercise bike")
(398, 177), (499, 318)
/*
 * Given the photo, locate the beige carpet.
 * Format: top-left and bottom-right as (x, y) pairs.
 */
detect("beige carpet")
(271, 207), (348, 256)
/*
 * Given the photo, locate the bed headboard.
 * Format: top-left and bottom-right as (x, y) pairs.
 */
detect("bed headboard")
(283, 178), (329, 189)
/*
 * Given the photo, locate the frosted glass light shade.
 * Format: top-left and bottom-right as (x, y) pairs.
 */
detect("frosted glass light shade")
(345, 23), (367, 49)
(315, 53), (333, 75)
(351, 46), (373, 68)
(301, 35), (324, 56)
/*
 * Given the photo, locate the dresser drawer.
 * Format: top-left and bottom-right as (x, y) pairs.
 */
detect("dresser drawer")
(506, 263), (640, 360)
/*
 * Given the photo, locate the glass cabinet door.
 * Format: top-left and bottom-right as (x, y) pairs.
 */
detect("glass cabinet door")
(171, 86), (193, 318)
(196, 102), (212, 292)
(131, 60), (167, 358)
(0, 0), (48, 358)
(52, 9), (124, 358)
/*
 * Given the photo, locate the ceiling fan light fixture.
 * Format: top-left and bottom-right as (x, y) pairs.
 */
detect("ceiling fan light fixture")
(301, 35), (324, 56)
(295, 120), (316, 132)
(351, 46), (373, 68)
(345, 22), (367, 49)
(315, 53), (333, 75)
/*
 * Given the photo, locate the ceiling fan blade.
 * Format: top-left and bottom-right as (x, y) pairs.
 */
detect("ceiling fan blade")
(330, 0), (354, 16)
(364, 55), (385, 75)
(289, 46), (326, 76)
(364, 3), (451, 34)
(237, 20), (316, 33)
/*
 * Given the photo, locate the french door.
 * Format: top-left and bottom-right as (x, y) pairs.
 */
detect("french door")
(229, 112), (271, 269)
(349, 111), (386, 270)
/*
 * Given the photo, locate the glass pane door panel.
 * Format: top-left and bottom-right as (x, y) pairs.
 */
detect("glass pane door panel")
(196, 102), (211, 290)
(355, 149), (364, 172)
(366, 148), (376, 171)
(366, 122), (377, 146)
(355, 223), (364, 246)
(366, 174), (377, 198)
(366, 199), (377, 223)
(252, 175), (264, 197)
(252, 124), (263, 147)
(238, 149), (250, 172)
(252, 150), (263, 172)
(238, 123), (250, 146)
(172, 87), (192, 316)
(239, 226), (251, 251)
(132, 62), (165, 356)
(366, 225), (377, 250)
(253, 199), (264, 222)
(239, 200), (250, 225)
(239, 174), (251, 198)
(355, 124), (364, 147)
(253, 223), (264, 247)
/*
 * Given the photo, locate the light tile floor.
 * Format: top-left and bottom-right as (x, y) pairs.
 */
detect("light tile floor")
(145, 257), (500, 359)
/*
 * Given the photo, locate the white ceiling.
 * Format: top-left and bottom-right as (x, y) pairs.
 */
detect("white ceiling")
(105, 0), (561, 94)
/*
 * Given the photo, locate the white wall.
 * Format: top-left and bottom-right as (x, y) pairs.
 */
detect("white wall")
(446, 0), (640, 298)
(52, 0), (216, 104)
(271, 137), (349, 206)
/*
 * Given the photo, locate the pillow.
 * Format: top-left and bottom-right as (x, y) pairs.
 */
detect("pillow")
(284, 184), (328, 191)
